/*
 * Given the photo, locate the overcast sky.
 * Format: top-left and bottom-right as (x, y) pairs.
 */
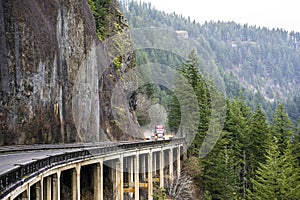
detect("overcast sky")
(140, 0), (300, 32)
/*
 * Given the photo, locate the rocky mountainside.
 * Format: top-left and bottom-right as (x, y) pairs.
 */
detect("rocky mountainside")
(0, 0), (141, 145)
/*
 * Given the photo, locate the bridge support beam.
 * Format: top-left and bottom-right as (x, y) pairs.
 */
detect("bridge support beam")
(72, 165), (81, 200)
(169, 148), (173, 180)
(94, 162), (103, 200)
(148, 151), (153, 200)
(128, 157), (134, 188)
(177, 147), (181, 177)
(117, 156), (124, 200)
(134, 154), (139, 200)
(112, 161), (117, 199)
(52, 172), (61, 200)
(40, 178), (44, 200)
(159, 149), (164, 188)
(36, 181), (41, 200)
(126, 157), (134, 199)
(153, 152), (157, 176)
(141, 154), (146, 181)
(20, 185), (30, 200)
(46, 176), (52, 200)
(112, 157), (123, 200)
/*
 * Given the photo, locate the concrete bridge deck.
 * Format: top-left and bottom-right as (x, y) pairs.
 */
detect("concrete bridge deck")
(0, 138), (185, 200)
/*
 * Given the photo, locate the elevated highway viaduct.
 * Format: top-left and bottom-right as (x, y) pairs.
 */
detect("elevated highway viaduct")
(0, 138), (184, 200)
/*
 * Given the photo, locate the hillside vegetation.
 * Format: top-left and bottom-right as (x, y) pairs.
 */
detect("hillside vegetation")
(116, 1), (300, 199)
(121, 1), (300, 121)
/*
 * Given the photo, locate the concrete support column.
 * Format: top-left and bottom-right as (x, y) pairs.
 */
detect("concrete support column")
(53, 175), (58, 200)
(21, 185), (30, 200)
(134, 154), (139, 200)
(128, 157), (134, 187)
(141, 155), (146, 181)
(36, 181), (41, 200)
(159, 149), (164, 188)
(112, 161), (117, 199)
(100, 162), (104, 200)
(153, 152), (157, 176)
(177, 147), (181, 177)
(46, 176), (52, 200)
(169, 148), (173, 179)
(94, 162), (103, 200)
(183, 146), (187, 161)
(147, 151), (153, 200)
(72, 168), (76, 200)
(115, 156), (124, 200)
(40, 178), (44, 200)
(119, 155), (124, 200)
(19, 189), (29, 200)
(52, 171), (61, 200)
(27, 185), (30, 200)
(72, 165), (81, 200)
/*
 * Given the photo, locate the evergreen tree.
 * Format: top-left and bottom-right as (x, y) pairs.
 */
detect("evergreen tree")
(271, 104), (293, 153)
(223, 100), (251, 198)
(292, 118), (300, 166)
(167, 61), (200, 143)
(186, 51), (212, 157)
(249, 137), (300, 200)
(168, 93), (181, 133)
(200, 131), (240, 200)
(246, 105), (270, 191)
(168, 50), (211, 156)
(200, 100), (250, 199)
(179, 49), (200, 89)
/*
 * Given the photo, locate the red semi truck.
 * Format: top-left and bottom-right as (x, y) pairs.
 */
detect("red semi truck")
(154, 125), (165, 140)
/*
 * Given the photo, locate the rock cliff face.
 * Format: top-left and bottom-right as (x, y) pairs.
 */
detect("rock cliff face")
(0, 0), (141, 145)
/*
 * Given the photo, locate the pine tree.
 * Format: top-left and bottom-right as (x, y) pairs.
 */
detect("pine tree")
(168, 50), (211, 156)
(179, 49), (200, 89)
(167, 57), (200, 143)
(200, 100), (250, 199)
(168, 50), (200, 134)
(168, 93), (181, 133)
(249, 137), (300, 200)
(200, 131), (240, 200)
(292, 118), (300, 166)
(246, 106), (270, 191)
(271, 104), (293, 153)
(223, 100), (251, 198)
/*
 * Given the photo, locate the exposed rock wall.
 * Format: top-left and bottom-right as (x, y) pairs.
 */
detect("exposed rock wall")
(0, 0), (141, 145)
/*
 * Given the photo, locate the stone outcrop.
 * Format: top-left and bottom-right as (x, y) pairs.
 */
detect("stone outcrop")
(0, 0), (141, 145)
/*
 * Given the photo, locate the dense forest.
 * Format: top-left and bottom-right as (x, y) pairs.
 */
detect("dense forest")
(176, 51), (300, 200)
(131, 45), (300, 199)
(120, 0), (300, 122)
(113, 1), (300, 199)
(87, 0), (300, 199)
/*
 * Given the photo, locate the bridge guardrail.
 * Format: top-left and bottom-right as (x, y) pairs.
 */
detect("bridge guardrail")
(0, 138), (184, 199)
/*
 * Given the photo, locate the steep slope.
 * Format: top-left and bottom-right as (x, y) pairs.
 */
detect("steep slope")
(0, 0), (140, 145)
(121, 1), (300, 120)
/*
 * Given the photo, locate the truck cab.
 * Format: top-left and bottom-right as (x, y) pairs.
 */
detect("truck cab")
(154, 125), (165, 140)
